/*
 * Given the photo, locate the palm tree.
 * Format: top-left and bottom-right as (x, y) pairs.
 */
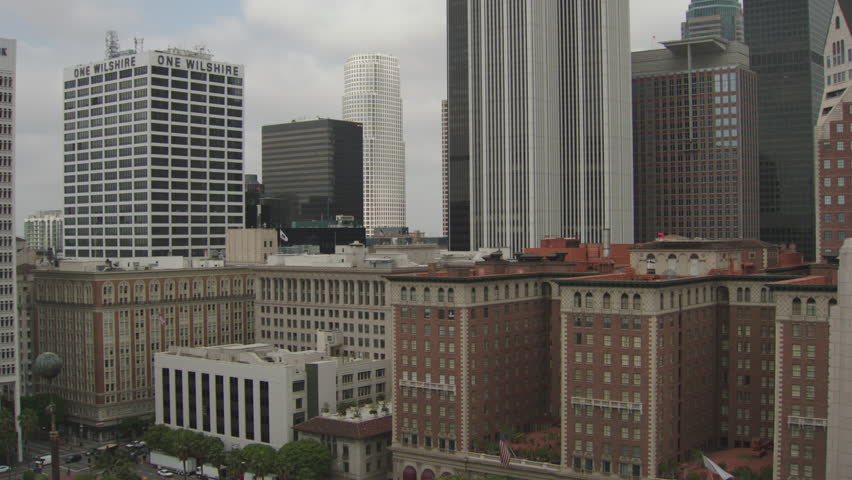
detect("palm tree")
(223, 449), (247, 480)
(172, 430), (198, 479)
(17, 409), (38, 462)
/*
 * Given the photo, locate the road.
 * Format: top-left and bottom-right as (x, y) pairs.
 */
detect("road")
(11, 440), (160, 480)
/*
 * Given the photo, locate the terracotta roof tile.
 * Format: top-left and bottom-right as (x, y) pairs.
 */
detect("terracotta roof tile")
(294, 415), (392, 439)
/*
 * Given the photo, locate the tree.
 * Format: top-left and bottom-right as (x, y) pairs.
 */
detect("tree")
(144, 424), (175, 454)
(75, 474), (98, 480)
(0, 409), (17, 464)
(18, 408), (39, 461)
(242, 444), (277, 480)
(276, 440), (331, 480)
(118, 416), (149, 440)
(171, 429), (199, 479)
(190, 434), (223, 472)
(19, 395), (65, 430)
(222, 448), (247, 480)
(94, 449), (140, 480)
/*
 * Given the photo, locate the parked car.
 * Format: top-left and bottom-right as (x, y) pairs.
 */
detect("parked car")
(0, 466), (10, 473)
(157, 470), (174, 478)
(65, 455), (82, 464)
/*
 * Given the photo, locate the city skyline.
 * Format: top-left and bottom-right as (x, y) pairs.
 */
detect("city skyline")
(8, 0), (692, 237)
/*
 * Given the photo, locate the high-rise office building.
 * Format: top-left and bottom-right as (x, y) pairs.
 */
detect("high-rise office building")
(632, 38), (759, 242)
(447, 0), (634, 254)
(441, 99), (449, 238)
(816, 1), (852, 261)
(744, 0), (833, 260)
(0, 37), (19, 460)
(682, 0), (745, 42)
(342, 54), (405, 237)
(62, 36), (245, 259)
(262, 119), (363, 225)
(23, 210), (64, 253)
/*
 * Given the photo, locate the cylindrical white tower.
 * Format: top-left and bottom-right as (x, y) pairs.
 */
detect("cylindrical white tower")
(343, 53), (406, 236)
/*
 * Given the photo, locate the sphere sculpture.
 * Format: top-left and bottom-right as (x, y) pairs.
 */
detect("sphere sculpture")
(33, 352), (63, 380)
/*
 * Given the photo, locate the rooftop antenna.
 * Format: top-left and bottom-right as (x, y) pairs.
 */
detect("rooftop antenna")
(105, 30), (120, 59)
(134, 37), (144, 53)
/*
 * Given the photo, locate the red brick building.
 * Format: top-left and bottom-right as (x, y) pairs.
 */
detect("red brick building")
(387, 238), (836, 480)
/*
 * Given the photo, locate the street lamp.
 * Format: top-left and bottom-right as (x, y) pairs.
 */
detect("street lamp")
(33, 352), (63, 480)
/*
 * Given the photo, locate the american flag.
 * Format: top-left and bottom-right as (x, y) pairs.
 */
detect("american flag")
(158, 312), (165, 327)
(498, 432), (512, 467)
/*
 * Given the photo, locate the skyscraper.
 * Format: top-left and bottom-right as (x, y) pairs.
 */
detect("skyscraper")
(441, 99), (449, 238)
(447, 0), (634, 254)
(62, 36), (245, 259)
(23, 210), (64, 253)
(816, 1), (852, 261)
(0, 37), (19, 460)
(342, 54), (405, 237)
(744, 0), (833, 260)
(682, 0), (745, 42)
(262, 119), (363, 225)
(632, 38), (759, 242)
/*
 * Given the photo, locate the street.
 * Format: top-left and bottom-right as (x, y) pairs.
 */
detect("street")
(11, 440), (160, 480)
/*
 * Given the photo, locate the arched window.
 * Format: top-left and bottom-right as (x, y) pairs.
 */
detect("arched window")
(471, 288), (477, 303)
(403, 467), (417, 480)
(401, 287), (408, 301)
(806, 298), (816, 316)
(424, 288), (431, 302)
(515, 284), (519, 298)
(603, 293), (611, 309)
(447, 288), (455, 303)
(102, 283), (114, 305)
(585, 292), (593, 308)
(659, 293), (664, 310)
(736, 288), (743, 302)
(421, 469), (435, 480)
(760, 288), (767, 303)
(438, 288), (445, 302)
(633, 294), (641, 310)
(792, 298), (802, 316)
(504, 285), (510, 299)
(193, 279), (202, 298)
(134, 282), (145, 303)
(689, 254), (700, 276)
(574, 292), (583, 308)
(744, 288), (751, 302)
(667, 254), (677, 273)
(410, 288), (417, 302)
(620, 294), (629, 310)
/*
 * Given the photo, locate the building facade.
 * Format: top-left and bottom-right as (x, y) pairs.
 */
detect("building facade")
(261, 119), (363, 225)
(62, 41), (245, 259)
(294, 405), (392, 480)
(441, 99), (448, 239)
(254, 243), (426, 360)
(682, 0), (745, 42)
(816, 0), (852, 261)
(24, 210), (64, 254)
(745, 0), (833, 260)
(386, 238), (839, 480)
(342, 54), (405, 237)
(154, 344), (389, 449)
(827, 239), (852, 479)
(447, 0), (634, 253)
(32, 262), (255, 438)
(632, 38), (759, 242)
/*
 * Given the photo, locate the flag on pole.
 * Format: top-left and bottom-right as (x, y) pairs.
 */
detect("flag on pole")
(158, 312), (165, 327)
(279, 229), (288, 242)
(498, 432), (512, 467)
(702, 455), (733, 480)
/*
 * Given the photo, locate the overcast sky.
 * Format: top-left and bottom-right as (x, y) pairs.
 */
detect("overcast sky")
(6, 0), (691, 236)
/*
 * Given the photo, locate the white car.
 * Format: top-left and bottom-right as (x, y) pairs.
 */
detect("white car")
(157, 470), (174, 478)
(0, 466), (10, 473)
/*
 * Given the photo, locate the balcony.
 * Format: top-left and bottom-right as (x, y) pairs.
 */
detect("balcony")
(571, 396), (643, 413)
(399, 379), (456, 393)
(787, 416), (827, 428)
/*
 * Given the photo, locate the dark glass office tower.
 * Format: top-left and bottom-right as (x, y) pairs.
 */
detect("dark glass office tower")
(745, 0), (833, 260)
(446, 0), (470, 251)
(261, 119), (363, 224)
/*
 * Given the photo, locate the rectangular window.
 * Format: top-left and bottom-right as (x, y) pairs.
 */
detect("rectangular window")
(229, 377), (240, 437)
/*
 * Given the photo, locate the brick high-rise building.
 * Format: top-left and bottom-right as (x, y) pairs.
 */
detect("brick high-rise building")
(632, 38), (759, 243)
(32, 259), (254, 439)
(816, 0), (852, 261)
(387, 237), (839, 479)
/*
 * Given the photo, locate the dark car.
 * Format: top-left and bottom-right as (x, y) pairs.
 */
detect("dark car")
(65, 455), (82, 464)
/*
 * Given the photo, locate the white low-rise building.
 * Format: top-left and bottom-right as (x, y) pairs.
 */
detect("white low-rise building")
(154, 344), (389, 449)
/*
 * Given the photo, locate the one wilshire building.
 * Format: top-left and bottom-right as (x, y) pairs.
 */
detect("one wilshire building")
(62, 39), (245, 258)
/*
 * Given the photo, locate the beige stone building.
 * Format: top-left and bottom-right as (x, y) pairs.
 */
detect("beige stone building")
(32, 259), (255, 439)
(254, 243), (426, 360)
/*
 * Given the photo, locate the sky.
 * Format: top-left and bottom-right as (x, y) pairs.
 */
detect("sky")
(6, 0), (691, 237)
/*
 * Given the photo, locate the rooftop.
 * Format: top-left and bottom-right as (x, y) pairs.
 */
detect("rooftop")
(294, 404), (392, 439)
